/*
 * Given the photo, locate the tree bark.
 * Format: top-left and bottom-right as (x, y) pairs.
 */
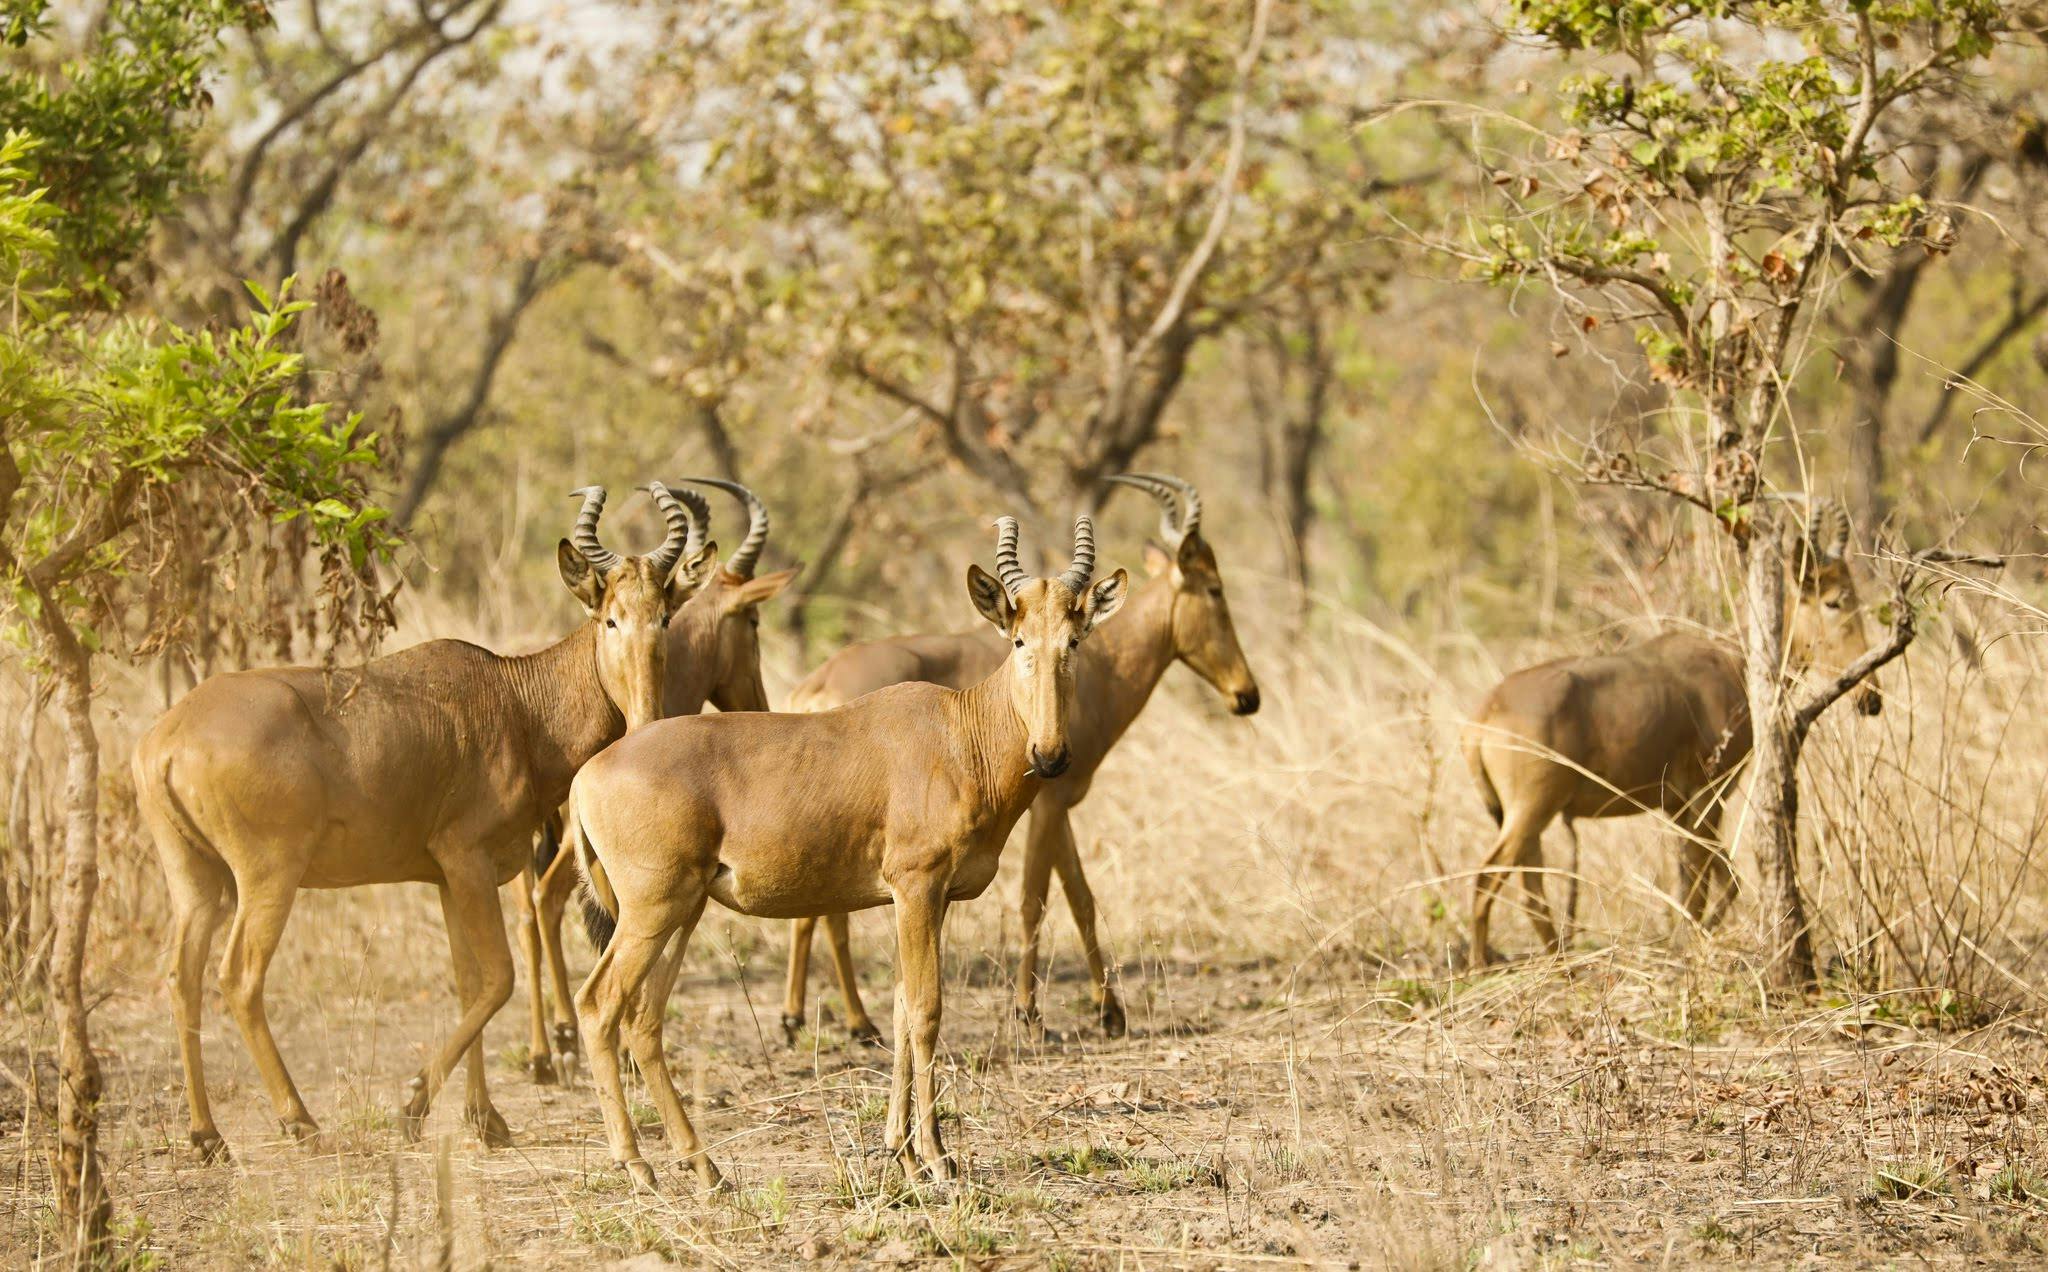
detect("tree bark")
(47, 637), (111, 1254)
(1740, 521), (1818, 992)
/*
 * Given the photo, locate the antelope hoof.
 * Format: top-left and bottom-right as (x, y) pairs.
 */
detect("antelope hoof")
(922, 1147), (960, 1183)
(780, 1013), (804, 1046)
(281, 1117), (323, 1148)
(530, 1051), (559, 1085)
(694, 1158), (727, 1192)
(189, 1129), (230, 1163)
(398, 1075), (429, 1142)
(467, 1104), (514, 1150)
(846, 1021), (884, 1048)
(1098, 995), (1128, 1038)
(623, 1158), (659, 1193)
(552, 1021), (580, 1058)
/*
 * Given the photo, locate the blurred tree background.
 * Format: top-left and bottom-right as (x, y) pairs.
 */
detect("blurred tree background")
(6, 0), (2022, 656)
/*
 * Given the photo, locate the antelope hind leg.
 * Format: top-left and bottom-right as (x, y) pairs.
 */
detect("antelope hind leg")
(622, 912), (722, 1190)
(1049, 812), (1123, 1036)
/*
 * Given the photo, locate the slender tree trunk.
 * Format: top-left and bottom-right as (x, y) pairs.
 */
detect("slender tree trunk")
(47, 639), (110, 1253)
(1740, 524), (1818, 991)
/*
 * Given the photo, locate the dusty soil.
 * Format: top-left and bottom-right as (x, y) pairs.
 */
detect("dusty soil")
(4, 880), (2046, 1269)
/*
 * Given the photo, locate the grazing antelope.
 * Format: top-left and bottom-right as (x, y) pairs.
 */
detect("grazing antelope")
(780, 473), (1258, 1041)
(133, 485), (714, 1160)
(512, 478), (794, 1083)
(568, 516), (1128, 1189)
(1462, 499), (1880, 965)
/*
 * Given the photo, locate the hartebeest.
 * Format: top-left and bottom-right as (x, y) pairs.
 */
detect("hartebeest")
(512, 478), (794, 1083)
(781, 473), (1258, 1040)
(568, 516), (1128, 1189)
(1463, 499), (1880, 965)
(134, 485), (714, 1160)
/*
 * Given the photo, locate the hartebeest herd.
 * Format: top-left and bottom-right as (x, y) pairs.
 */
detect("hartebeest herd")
(136, 471), (1883, 1188)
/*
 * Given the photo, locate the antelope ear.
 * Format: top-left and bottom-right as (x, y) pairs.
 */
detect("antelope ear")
(733, 566), (799, 610)
(666, 540), (719, 608)
(1142, 542), (1173, 578)
(1081, 567), (1129, 633)
(558, 540), (604, 614)
(966, 563), (1014, 633)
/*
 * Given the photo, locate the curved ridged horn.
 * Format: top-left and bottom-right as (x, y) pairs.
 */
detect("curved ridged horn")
(640, 481), (699, 579)
(685, 477), (770, 578)
(1057, 515), (1097, 593)
(992, 516), (1029, 596)
(569, 486), (622, 575)
(1806, 497), (1850, 563)
(1154, 473), (1203, 537)
(1105, 473), (1184, 544)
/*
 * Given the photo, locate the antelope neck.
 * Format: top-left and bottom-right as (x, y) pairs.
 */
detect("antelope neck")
(952, 656), (1038, 815)
(503, 620), (627, 786)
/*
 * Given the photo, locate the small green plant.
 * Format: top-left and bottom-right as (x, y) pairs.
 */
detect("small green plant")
(1990, 1164), (2048, 1206)
(1131, 1157), (1218, 1192)
(737, 1177), (792, 1228)
(1691, 1219), (1737, 1246)
(1869, 1160), (1952, 1201)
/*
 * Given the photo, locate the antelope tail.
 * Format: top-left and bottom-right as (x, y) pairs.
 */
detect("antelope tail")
(1462, 728), (1504, 828)
(565, 793), (619, 953)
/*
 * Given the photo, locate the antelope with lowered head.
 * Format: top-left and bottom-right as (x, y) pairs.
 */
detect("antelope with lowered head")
(1462, 499), (1880, 965)
(512, 477), (795, 1084)
(781, 473), (1258, 1041)
(568, 516), (1128, 1189)
(133, 485), (714, 1160)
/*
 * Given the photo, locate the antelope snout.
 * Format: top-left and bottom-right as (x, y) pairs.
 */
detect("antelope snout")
(1030, 745), (1071, 779)
(1232, 687), (1261, 716)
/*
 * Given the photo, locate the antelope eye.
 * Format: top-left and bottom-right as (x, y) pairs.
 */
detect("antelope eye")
(1068, 636), (1080, 649)
(1823, 597), (1845, 610)
(1013, 638), (1024, 649)
(605, 618), (618, 629)
(1208, 586), (1224, 598)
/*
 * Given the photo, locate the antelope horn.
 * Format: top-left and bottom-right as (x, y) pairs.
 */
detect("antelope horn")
(640, 481), (701, 579)
(1056, 515), (1097, 593)
(1104, 473), (1184, 545)
(569, 486), (622, 575)
(1806, 496), (1850, 563)
(992, 516), (1029, 596)
(1153, 472), (1202, 537)
(685, 477), (770, 578)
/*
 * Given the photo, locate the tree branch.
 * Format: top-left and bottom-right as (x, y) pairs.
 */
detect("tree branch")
(1790, 548), (2006, 734)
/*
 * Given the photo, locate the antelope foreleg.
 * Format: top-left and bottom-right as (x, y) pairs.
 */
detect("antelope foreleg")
(1011, 811), (1061, 1030)
(441, 881), (513, 1147)
(824, 913), (880, 1043)
(893, 879), (955, 1181)
(536, 846), (582, 1069)
(403, 855), (514, 1141)
(511, 863), (555, 1085)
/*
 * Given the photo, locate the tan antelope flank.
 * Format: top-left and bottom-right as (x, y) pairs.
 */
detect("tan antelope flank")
(133, 485), (715, 1160)
(511, 478), (794, 1084)
(781, 473), (1258, 1041)
(566, 516), (1128, 1189)
(1462, 498), (1880, 965)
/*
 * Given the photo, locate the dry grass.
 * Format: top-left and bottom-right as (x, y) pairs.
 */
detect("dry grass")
(4, 584), (2048, 1267)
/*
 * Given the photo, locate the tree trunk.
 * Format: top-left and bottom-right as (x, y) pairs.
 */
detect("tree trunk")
(46, 636), (110, 1254)
(1740, 525), (1818, 992)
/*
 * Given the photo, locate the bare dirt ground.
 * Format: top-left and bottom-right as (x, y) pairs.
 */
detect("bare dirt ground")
(5, 878), (2046, 1270)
